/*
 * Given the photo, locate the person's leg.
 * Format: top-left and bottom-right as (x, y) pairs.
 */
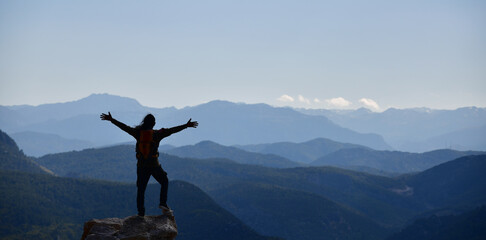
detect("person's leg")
(151, 164), (169, 208)
(136, 166), (151, 216)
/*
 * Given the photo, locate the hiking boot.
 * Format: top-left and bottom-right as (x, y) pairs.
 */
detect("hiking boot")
(159, 204), (174, 217)
(138, 207), (145, 217)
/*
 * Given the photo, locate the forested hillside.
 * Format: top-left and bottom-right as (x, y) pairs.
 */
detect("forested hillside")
(312, 148), (484, 173)
(33, 142), (486, 239)
(0, 171), (277, 240)
(3, 130), (486, 239)
(236, 137), (369, 164)
(0, 129), (50, 174)
(165, 140), (301, 168)
(388, 206), (486, 240)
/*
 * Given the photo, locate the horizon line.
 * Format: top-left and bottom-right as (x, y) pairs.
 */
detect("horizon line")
(1, 93), (484, 112)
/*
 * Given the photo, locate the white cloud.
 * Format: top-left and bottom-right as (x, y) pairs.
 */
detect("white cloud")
(298, 95), (311, 104)
(277, 94), (294, 102)
(314, 98), (321, 103)
(359, 98), (380, 111)
(325, 97), (351, 108)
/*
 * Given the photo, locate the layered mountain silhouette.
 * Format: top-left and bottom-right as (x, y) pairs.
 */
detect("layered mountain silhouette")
(311, 148), (484, 173)
(2, 94), (485, 155)
(299, 107), (486, 152)
(235, 137), (369, 164)
(0, 129), (51, 174)
(36, 138), (484, 176)
(164, 140), (301, 168)
(35, 147), (396, 239)
(2, 129), (486, 239)
(32, 141), (486, 239)
(0, 171), (277, 240)
(10, 131), (94, 157)
(1, 94), (391, 156)
(0, 133), (279, 240)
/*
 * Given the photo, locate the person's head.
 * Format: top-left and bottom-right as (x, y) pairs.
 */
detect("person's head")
(138, 114), (155, 130)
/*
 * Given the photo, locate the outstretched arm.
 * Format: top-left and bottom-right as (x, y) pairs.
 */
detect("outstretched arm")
(100, 112), (136, 137)
(161, 118), (198, 137)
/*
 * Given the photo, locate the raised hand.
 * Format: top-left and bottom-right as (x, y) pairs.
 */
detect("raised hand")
(186, 118), (198, 128)
(100, 112), (113, 121)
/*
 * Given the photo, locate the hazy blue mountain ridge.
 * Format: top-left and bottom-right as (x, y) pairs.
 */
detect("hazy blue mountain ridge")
(11, 131), (94, 157)
(0, 94), (391, 153)
(2, 93), (148, 126)
(156, 99), (391, 149)
(36, 149), (406, 238)
(312, 148), (484, 173)
(0, 129), (51, 174)
(164, 140), (302, 168)
(298, 107), (486, 152)
(419, 124), (486, 151)
(34, 142), (486, 226)
(33, 144), (451, 227)
(6, 127), (486, 239)
(3, 94), (484, 155)
(2, 133), (387, 240)
(235, 137), (370, 163)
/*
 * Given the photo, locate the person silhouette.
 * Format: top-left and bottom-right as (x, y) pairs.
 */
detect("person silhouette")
(100, 112), (198, 217)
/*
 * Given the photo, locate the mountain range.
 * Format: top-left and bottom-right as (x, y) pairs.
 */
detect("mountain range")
(3, 94), (484, 157)
(164, 140), (302, 168)
(1, 93), (486, 239)
(0, 129), (51, 174)
(1, 129), (485, 239)
(298, 107), (486, 152)
(163, 138), (483, 174)
(0, 130), (279, 240)
(235, 137), (369, 164)
(10, 131), (94, 157)
(2, 93), (392, 157)
(311, 148), (484, 173)
(0, 170), (278, 240)
(3, 93), (484, 156)
(32, 140), (486, 239)
(31, 146), (402, 239)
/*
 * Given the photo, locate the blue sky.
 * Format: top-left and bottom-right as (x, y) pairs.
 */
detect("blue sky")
(1, 0), (485, 110)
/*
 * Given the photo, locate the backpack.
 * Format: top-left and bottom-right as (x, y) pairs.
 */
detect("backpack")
(137, 130), (159, 160)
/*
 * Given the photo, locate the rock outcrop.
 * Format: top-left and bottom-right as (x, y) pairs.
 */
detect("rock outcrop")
(81, 215), (177, 240)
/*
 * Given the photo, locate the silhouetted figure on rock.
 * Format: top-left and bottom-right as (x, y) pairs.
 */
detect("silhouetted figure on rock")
(101, 112), (198, 217)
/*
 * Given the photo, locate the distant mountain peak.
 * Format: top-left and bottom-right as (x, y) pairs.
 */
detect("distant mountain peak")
(192, 100), (238, 110)
(0, 129), (52, 174)
(355, 107), (373, 113)
(200, 100), (272, 108)
(202, 100), (236, 106)
(50, 93), (147, 116)
(0, 129), (19, 152)
(194, 140), (221, 147)
(80, 93), (143, 106)
(409, 107), (433, 113)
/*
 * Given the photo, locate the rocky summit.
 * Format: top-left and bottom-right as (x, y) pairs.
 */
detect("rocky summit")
(81, 215), (177, 240)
